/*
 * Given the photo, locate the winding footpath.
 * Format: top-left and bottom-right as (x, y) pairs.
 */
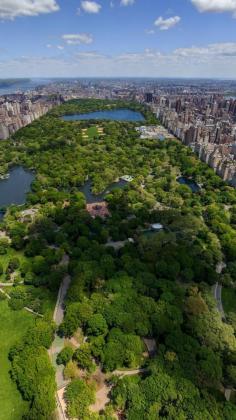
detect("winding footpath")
(213, 282), (225, 320)
(213, 262), (226, 320)
(49, 255), (71, 420)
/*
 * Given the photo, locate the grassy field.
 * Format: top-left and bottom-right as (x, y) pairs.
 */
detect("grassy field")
(81, 126), (104, 140)
(87, 126), (98, 138)
(0, 300), (35, 420)
(222, 287), (236, 314)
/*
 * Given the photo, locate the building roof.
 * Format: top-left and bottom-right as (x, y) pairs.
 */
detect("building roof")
(86, 202), (110, 219)
(151, 223), (163, 230)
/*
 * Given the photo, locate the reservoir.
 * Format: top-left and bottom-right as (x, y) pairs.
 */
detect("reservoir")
(0, 166), (34, 209)
(177, 176), (200, 193)
(62, 109), (145, 122)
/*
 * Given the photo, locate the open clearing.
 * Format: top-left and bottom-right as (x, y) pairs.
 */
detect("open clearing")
(82, 126), (104, 140)
(0, 300), (35, 420)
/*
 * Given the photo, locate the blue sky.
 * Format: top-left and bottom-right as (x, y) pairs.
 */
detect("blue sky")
(0, 0), (236, 78)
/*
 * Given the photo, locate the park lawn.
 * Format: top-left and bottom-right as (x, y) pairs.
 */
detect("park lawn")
(87, 126), (98, 139)
(222, 287), (236, 315)
(0, 300), (35, 420)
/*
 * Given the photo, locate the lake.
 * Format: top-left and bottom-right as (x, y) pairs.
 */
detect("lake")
(80, 179), (129, 203)
(0, 167), (34, 211)
(62, 109), (145, 122)
(177, 176), (200, 193)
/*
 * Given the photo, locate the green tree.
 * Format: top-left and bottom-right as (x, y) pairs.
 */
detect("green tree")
(0, 262), (4, 276)
(10, 344), (56, 418)
(65, 378), (95, 419)
(73, 343), (95, 372)
(57, 346), (74, 366)
(226, 365), (236, 387)
(87, 314), (108, 336)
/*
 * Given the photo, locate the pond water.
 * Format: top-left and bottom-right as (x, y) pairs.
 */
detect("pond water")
(80, 179), (128, 204)
(62, 109), (145, 122)
(0, 166), (34, 210)
(177, 176), (200, 193)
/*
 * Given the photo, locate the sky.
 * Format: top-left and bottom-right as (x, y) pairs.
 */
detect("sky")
(0, 0), (236, 78)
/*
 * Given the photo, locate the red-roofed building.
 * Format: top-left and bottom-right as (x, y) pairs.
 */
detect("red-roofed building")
(86, 202), (110, 219)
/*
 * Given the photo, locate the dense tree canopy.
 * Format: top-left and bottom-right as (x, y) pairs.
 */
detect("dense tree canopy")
(2, 99), (236, 418)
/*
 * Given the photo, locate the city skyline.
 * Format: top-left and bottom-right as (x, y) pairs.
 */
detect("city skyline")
(0, 0), (236, 78)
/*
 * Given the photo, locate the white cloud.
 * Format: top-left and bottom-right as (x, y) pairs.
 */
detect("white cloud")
(121, 0), (135, 6)
(75, 51), (107, 59)
(62, 33), (94, 45)
(154, 15), (181, 30)
(2, 42), (236, 79)
(46, 44), (64, 50)
(191, 0), (236, 15)
(145, 29), (155, 35)
(0, 0), (59, 20)
(81, 1), (101, 13)
(174, 42), (236, 57)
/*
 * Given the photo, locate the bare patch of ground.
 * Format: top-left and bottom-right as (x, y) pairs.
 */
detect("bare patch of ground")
(89, 368), (112, 413)
(90, 384), (112, 413)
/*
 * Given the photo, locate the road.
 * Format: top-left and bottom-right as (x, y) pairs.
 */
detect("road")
(213, 282), (225, 319)
(53, 274), (71, 326)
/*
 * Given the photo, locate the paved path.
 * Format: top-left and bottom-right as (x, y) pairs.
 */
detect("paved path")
(57, 388), (68, 420)
(0, 282), (14, 286)
(0, 281), (24, 286)
(0, 288), (11, 299)
(49, 255), (71, 420)
(213, 282), (225, 319)
(113, 368), (149, 377)
(225, 388), (232, 402)
(213, 261), (226, 319)
(53, 274), (71, 326)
